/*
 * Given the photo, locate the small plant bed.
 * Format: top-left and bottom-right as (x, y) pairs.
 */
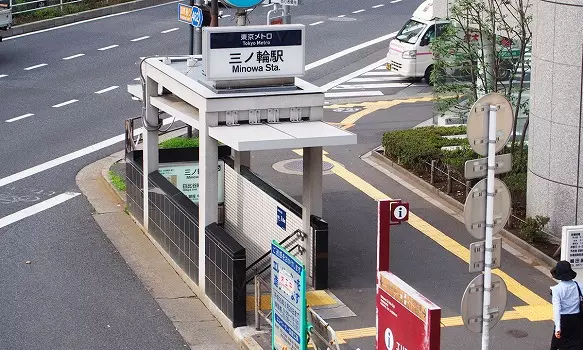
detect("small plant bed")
(159, 136), (199, 149)
(381, 126), (558, 259)
(108, 170), (126, 192)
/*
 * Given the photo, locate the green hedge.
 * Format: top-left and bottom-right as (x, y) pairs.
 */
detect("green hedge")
(159, 137), (199, 149)
(382, 126), (469, 171)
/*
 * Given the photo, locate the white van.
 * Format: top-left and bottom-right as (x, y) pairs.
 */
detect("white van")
(385, 0), (447, 83)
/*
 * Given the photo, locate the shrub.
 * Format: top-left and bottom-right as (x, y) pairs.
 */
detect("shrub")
(519, 215), (550, 244)
(159, 137), (199, 149)
(441, 145), (478, 177)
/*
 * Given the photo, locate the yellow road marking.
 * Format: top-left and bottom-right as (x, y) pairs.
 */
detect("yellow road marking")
(246, 290), (337, 311)
(291, 150), (553, 318)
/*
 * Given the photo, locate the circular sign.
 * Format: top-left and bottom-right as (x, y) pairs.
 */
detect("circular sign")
(384, 327), (394, 350)
(461, 273), (508, 333)
(464, 178), (511, 239)
(393, 205), (408, 221)
(221, 0), (263, 8)
(466, 92), (514, 156)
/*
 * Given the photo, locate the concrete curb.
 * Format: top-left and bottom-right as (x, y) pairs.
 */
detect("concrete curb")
(367, 147), (559, 270)
(92, 151), (266, 350)
(4, 0), (176, 38)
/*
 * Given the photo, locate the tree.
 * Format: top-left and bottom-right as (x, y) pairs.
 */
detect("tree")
(430, 0), (532, 168)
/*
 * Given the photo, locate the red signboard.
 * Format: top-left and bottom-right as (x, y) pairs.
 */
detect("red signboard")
(376, 271), (441, 350)
(377, 199), (409, 272)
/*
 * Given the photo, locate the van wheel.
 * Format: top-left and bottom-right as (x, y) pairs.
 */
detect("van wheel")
(424, 65), (434, 85)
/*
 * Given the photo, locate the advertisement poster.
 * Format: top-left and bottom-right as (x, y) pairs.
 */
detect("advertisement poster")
(376, 271), (441, 350)
(159, 161), (225, 204)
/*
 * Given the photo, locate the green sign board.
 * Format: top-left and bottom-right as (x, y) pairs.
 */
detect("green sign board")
(271, 241), (307, 350)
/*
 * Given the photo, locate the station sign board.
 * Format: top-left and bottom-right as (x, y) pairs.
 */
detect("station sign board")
(202, 24), (305, 81)
(271, 241), (307, 350)
(376, 271), (441, 350)
(158, 161), (225, 203)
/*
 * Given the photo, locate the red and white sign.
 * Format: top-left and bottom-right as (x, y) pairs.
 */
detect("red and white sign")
(376, 271), (441, 350)
(377, 199), (409, 272)
(390, 202), (409, 223)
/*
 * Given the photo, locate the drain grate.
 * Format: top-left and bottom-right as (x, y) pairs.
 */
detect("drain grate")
(506, 329), (528, 338)
(283, 159), (334, 172)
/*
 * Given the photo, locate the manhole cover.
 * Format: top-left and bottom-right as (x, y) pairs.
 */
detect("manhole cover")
(506, 329), (528, 338)
(283, 160), (334, 172)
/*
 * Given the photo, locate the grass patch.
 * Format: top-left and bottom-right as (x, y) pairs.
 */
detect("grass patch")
(159, 137), (199, 149)
(108, 170), (126, 192)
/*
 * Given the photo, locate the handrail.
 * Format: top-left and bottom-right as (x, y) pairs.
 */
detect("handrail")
(246, 229), (301, 272)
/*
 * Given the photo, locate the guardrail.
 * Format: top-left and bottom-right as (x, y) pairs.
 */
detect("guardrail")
(11, 0), (84, 15)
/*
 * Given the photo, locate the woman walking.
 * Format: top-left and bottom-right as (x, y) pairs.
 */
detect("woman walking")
(550, 261), (583, 350)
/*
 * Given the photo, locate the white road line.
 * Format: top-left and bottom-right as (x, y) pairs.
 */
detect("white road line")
(131, 36), (150, 42)
(6, 113), (34, 123)
(390, 0), (402, 3)
(373, 4), (385, 8)
(161, 27), (179, 33)
(309, 21), (325, 26)
(0, 74), (7, 78)
(0, 118), (174, 188)
(306, 31), (397, 72)
(363, 71), (400, 76)
(4, 1), (179, 41)
(24, 63), (48, 71)
(333, 82), (410, 89)
(63, 53), (85, 60)
(262, 3), (271, 6)
(0, 192), (80, 229)
(337, 14), (346, 17)
(134, 78), (141, 81)
(349, 77), (405, 82)
(319, 58), (386, 91)
(325, 91), (384, 98)
(52, 99), (78, 108)
(95, 85), (119, 94)
(98, 44), (119, 51)
(352, 9), (365, 13)
(222, 14), (231, 18)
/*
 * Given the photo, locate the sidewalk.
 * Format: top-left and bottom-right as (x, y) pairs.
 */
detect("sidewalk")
(76, 150), (242, 350)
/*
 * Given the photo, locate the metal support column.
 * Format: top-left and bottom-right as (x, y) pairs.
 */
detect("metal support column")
(142, 76), (160, 230)
(302, 147), (323, 286)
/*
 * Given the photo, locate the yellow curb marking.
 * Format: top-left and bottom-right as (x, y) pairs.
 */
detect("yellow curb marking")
(246, 290), (336, 311)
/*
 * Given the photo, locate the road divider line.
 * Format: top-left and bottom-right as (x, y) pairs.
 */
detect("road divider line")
(352, 9), (365, 13)
(131, 36), (150, 42)
(0, 192), (80, 229)
(222, 14), (231, 18)
(305, 32), (397, 72)
(309, 21), (325, 26)
(0, 118), (173, 188)
(134, 77), (141, 81)
(293, 150), (552, 311)
(98, 44), (119, 51)
(325, 91), (383, 98)
(63, 53), (85, 60)
(390, 0), (402, 3)
(161, 27), (179, 33)
(6, 113), (34, 123)
(24, 63), (48, 70)
(0, 74), (7, 78)
(372, 4), (385, 8)
(52, 99), (79, 108)
(337, 14), (346, 17)
(95, 86), (119, 94)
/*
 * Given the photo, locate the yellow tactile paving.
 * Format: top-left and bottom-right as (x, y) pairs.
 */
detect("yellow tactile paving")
(246, 290), (337, 311)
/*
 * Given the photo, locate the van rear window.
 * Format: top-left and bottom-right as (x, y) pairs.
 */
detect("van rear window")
(0, 0), (10, 8)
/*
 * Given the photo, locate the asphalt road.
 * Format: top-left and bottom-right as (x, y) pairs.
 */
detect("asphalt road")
(249, 101), (555, 349)
(0, 1), (423, 348)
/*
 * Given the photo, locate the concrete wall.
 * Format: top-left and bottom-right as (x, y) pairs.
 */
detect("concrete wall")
(527, 0), (583, 233)
(223, 164), (304, 266)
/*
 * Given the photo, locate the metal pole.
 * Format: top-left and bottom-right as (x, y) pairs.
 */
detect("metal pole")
(188, 0), (194, 55)
(481, 104), (497, 350)
(236, 8), (246, 26)
(210, 0), (219, 27)
(282, 4), (291, 24)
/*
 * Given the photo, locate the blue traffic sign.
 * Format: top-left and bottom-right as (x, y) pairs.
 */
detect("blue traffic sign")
(271, 241), (306, 350)
(277, 206), (286, 231)
(221, 0), (263, 9)
(191, 5), (203, 28)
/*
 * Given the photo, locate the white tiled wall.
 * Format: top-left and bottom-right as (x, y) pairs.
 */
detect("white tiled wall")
(224, 165), (304, 267)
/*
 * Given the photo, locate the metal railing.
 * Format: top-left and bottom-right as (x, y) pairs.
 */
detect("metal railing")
(11, 0), (84, 15)
(414, 156), (560, 245)
(254, 275), (272, 331)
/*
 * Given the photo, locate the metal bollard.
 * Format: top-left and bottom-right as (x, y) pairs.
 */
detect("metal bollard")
(446, 166), (452, 194)
(465, 180), (471, 197)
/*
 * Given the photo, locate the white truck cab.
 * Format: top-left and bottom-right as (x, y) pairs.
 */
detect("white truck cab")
(386, 0), (447, 83)
(0, 0), (12, 41)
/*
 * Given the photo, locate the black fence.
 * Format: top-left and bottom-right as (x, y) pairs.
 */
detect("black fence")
(125, 149), (246, 327)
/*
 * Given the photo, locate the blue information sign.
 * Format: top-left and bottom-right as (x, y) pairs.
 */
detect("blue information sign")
(271, 241), (306, 350)
(191, 5), (203, 28)
(221, 0), (263, 8)
(277, 206), (286, 231)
